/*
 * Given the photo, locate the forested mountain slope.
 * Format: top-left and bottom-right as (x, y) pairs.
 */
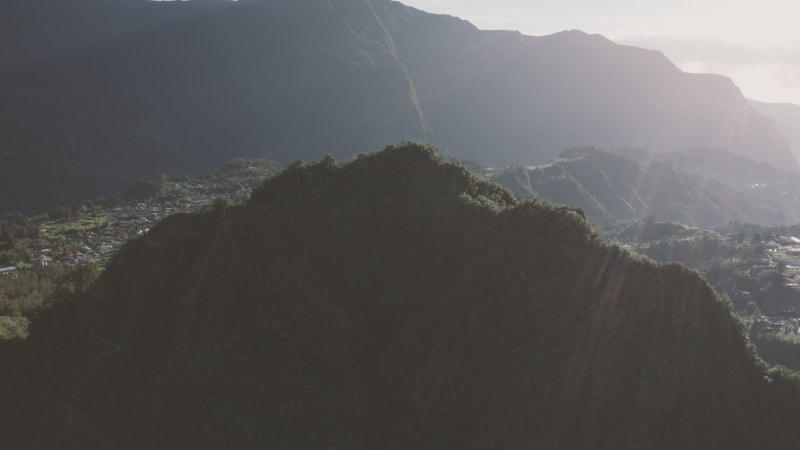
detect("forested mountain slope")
(2, 143), (799, 449)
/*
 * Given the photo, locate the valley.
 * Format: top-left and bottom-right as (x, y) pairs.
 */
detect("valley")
(2, 0), (800, 447)
(0, 159), (280, 338)
(0, 0), (794, 214)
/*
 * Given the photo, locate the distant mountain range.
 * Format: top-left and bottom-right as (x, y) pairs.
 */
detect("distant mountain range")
(0, 0), (795, 213)
(488, 147), (800, 227)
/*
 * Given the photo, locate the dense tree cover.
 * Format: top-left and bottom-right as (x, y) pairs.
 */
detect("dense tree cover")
(602, 217), (800, 372)
(0, 215), (39, 253)
(0, 263), (99, 339)
(611, 220), (793, 313)
(750, 328), (800, 372)
(2, 143), (800, 449)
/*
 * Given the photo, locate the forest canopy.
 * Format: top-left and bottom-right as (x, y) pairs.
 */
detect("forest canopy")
(2, 143), (799, 449)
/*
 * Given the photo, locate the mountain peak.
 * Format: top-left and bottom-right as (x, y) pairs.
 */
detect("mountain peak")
(4, 143), (800, 448)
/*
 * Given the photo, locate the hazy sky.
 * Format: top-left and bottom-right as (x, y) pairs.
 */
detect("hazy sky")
(402, 0), (800, 105)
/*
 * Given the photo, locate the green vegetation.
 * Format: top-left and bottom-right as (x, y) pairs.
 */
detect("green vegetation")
(597, 217), (800, 373)
(0, 316), (26, 339)
(2, 143), (800, 448)
(0, 263), (100, 339)
(0, 158), (281, 340)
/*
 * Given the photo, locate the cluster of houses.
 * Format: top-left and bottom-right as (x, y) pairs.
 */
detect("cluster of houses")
(27, 165), (276, 269)
(0, 160), (281, 278)
(773, 241), (800, 268)
(762, 317), (800, 335)
(39, 198), (210, 267)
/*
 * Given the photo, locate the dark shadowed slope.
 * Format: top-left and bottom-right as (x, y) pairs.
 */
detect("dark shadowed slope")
(2, 143), (800, 449)
(0, 0), (793, 213)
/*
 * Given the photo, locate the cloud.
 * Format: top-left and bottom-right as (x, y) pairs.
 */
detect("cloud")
(618, 36), (800, 72)
(775, 64), (800, 89)
(617, 36), (800, 104)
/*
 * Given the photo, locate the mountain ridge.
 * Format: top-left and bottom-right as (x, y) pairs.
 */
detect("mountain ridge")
(0, 0), (794, 214)
(489, 147), (800, 227)
(3, 143), (800, 448)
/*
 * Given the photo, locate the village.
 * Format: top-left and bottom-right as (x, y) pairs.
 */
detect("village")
(0, 158), (282, 273)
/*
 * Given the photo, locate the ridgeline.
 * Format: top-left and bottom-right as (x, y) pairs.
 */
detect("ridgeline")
(2, 143), (799, 449)
(1, 0), (793, 213)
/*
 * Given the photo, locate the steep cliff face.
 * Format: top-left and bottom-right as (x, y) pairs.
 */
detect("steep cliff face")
(0, 0), (793, 213)
(0, 0), (432, 212)
(3, 144), (800, 449)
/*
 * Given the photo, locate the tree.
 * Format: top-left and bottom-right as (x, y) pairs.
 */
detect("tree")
(777, 260), (787, 276)
(745, 300), (761, 318)
(212, 196), (231, 214)
(0, 228), (14, 252)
